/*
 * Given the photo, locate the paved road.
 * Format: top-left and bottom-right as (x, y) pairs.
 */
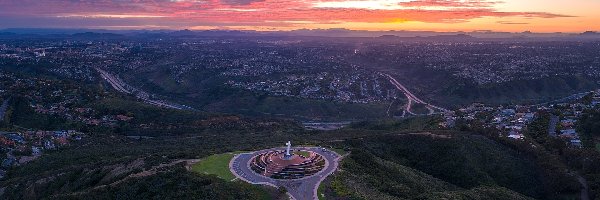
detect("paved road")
(302, 122), (351, 131)
(576, 173), (590, 200)
(96, 68), (133, 94)
(533, 91), (592, 107)
(0, 98), (9, 122)
(382, 73), (449, 116)
(230, 147), (341, 200)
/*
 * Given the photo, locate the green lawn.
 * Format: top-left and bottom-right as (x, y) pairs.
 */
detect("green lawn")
(191, 152), (246, 181)
(317, 182), (326, 200)
(331, 148), (347, 156)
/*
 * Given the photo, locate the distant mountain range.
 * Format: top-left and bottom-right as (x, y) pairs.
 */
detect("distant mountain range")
(0, 28), (599, 40)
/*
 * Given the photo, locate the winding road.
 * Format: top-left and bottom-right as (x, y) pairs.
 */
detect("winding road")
(576, 174), (590, 200)
(230, 147), (341, 200)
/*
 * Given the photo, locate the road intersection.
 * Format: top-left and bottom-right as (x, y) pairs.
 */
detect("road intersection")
(383, 73), (450, 116)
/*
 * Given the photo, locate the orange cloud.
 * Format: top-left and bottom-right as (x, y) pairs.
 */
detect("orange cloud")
(399, 0), (500, 8)
(0, 0), (580, 30)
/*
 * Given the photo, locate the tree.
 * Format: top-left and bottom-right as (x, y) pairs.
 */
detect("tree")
(278, 186), (288, 194)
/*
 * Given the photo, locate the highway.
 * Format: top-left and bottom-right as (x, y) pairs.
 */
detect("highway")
(96, 68), (131, 94)
(96, 68), (193, 110)
(383, 73), (449, 116)
(230, 147), (341, 200)
(534, 91), (593, 107)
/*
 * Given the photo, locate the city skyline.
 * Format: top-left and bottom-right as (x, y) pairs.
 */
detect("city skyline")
(1, 0), (599, 32)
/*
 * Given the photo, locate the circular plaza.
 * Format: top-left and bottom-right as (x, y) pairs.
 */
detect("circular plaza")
(229, 142), (341, 200)
(249, 149), (326, 179)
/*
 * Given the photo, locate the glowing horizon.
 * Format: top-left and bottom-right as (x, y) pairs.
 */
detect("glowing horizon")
(0, 0), (598, 32)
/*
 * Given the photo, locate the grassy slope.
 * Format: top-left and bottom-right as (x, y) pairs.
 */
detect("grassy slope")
(409, 103), (430, 115)
(75, 167), (276, 200)
(191, 152), (246, 181)
(331, 148), (347, 156)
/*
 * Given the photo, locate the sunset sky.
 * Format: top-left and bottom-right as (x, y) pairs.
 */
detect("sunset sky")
(0, 0), (598, 32)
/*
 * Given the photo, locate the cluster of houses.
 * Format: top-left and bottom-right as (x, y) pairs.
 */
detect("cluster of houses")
(546, 95), (599, 147)
(227, 72), (399, 104)
(34, 103), (133, 127)
(3, 73), (134, 128)
(497, 108), (536, 140)
(441, 89), (600, 148)
(557, 118), (580, 147)
(444, 103), (537, 140)
(0, 130), (84, 179)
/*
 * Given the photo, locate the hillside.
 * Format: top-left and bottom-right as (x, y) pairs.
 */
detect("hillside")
(0, 65), (596, 200)
(434, 75), (600, 107)
(121, 68), (391, 121)
(319, 131), (581, 200)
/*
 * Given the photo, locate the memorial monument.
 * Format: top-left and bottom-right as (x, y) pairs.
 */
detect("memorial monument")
(249, 141), (327, 179)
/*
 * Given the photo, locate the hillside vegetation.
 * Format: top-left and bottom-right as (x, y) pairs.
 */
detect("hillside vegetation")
(320, 131), (581, 200)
